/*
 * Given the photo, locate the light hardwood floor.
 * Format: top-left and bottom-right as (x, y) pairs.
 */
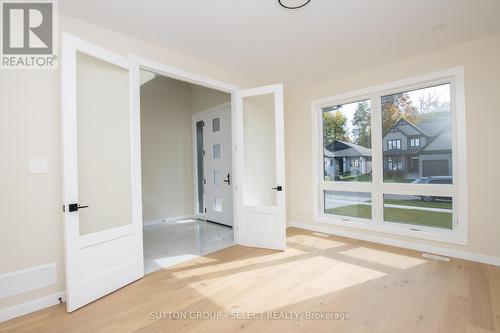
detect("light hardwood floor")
(1, 227), (500, 333)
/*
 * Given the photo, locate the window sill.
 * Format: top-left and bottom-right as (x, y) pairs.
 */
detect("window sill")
(316, 213), (467, 246)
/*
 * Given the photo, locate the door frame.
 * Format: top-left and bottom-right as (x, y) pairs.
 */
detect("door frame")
(192, 102), (232, 221)
(129, 55), (241, 242)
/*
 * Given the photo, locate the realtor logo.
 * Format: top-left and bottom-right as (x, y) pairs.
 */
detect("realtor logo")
(1, 0), (57, 69)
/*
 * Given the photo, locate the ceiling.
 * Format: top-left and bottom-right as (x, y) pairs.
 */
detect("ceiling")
(60, 0), (500, 85)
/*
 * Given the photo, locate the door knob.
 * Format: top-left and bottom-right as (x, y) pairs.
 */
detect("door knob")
(223, 173), (231, 186)
(68, 203), (89, 212)
(272, 186), (283, 191)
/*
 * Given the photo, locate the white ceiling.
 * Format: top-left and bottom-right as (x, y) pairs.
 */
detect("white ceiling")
(60, 0), (500, 85)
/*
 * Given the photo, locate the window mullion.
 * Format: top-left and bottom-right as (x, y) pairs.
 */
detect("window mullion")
(370, 95), (384, 225)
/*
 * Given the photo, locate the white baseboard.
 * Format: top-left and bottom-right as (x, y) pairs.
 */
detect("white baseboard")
(143, 215), (196, 227)
(0, 291), (65, 323)
(0, 263), (57, 300)
(290, 222), (500, 267)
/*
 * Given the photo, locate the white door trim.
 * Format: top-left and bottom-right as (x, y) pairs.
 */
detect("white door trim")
(128, 55), (241, 242)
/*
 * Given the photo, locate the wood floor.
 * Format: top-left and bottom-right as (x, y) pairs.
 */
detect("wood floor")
(2, 227), (500, 333)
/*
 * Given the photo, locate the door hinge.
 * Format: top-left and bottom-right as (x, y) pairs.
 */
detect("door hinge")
(203, 150), (206, 155)
(62, 204), (65, 212)
(203, 179), (206, 185)
(204, 208), (207, 213)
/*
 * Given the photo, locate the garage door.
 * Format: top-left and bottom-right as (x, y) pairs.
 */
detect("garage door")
(423, 160), (449, 177)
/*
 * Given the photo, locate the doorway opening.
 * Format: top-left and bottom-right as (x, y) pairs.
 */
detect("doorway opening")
(139, 70), (234, 274)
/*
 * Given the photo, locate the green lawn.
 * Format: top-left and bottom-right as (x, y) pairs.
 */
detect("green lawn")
(326, 204), (372, 219)
(339, 174), (372, 182)
(326, 204), (452, 229)
(384, 199), (452, 209)
(383, 176), (414, 183)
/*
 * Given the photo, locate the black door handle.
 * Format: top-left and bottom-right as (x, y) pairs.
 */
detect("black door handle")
(223, 173), (231, 186)
(68, 203), (89, 212)
(272, 186), (283, 191)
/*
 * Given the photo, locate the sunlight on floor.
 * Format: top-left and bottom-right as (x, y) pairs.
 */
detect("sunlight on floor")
(153, 254), (199, 269)
(338, 247), (427, 269)
(287, 234), (347, 250)
(172, 246), (306, 279)
(185, 250), (387, 312)
(312, 232), (332, 238)
(171, 219), (198, 224)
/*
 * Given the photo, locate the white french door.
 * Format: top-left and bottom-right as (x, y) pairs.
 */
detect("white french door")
(235, 84), (286, 250)
(61, 34), (143, 312)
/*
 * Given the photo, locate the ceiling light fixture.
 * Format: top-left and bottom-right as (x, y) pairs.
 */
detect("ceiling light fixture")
(278, 0), (311, 9)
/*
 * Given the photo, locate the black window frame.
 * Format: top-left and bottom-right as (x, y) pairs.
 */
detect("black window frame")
(387, 139), (401, 150)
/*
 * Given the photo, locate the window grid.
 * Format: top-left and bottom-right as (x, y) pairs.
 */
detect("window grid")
(387, 139), (401, 150)
(313, 69), (466, 245)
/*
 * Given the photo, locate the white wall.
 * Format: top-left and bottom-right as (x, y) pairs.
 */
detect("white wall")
(0, 14), (242, 313)
(285, 32), (500, 260)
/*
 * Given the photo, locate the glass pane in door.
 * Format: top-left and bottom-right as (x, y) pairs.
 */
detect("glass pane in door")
(242, 93), (276, 206)
(76, 52), (132, 236)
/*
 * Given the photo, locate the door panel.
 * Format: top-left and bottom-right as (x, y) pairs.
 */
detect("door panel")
(236, 84), (286, 250)
(62, 34), (143, 312)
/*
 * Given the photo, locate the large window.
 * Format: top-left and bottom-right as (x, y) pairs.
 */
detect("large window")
(313, 68), (467, 244)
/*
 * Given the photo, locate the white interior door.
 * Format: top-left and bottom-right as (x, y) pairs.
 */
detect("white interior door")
(61, 34), (143, 312)
(203, 105), (233, 226)
(235, 84), (286, 250)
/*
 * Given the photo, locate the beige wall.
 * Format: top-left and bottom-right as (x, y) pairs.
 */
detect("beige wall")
(285, 32), (500, 258)
(0, 15), (240, 312)
(141, 75), (193, 222)
(190, 84), (231, 114)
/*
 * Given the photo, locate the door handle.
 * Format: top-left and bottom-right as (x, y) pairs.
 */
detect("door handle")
(272, 186), (283, 191)
(223, 173), (231, 186)
(68, 203), (89, 212)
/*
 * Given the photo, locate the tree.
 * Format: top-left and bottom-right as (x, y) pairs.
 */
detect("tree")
(323, 111), (349, 146)
(352, 101), (371, 148)
(381, 92), (420, 134)
(418, 92), (440, 113)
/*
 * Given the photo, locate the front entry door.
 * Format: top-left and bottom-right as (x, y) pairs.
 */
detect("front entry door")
(235, 84), (286, 250)
(61, 34), (143, 312)
(203, 105), (233, 226)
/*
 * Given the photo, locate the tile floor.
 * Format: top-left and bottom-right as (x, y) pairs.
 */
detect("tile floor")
(143, 219), (234, 274)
